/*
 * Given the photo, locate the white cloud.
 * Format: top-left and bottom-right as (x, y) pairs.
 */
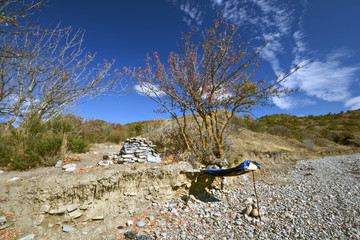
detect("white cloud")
(272, 95), (315, 110)
(345, 96), (360, 110)
(287, 52), (360, 102)
(170, 0), (203, 27)
(134, 83), (165, 98)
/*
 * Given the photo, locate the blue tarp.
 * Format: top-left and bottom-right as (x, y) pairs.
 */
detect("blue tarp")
(201, 160), (261, 177)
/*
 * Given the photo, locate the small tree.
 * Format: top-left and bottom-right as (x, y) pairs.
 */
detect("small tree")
(126, 18), (307, 160)
(0, 0), (122, 131)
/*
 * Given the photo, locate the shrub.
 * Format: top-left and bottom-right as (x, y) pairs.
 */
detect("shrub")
(269, 125), (291, 138)
(0, 115), (91, 170)
(68, 136), (89, 153)
(303, 139), (315, 150)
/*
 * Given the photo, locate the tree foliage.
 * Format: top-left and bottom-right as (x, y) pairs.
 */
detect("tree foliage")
(126, 18), (307, 160)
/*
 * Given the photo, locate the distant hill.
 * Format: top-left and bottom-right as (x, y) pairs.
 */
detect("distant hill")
(247, 109), (360, 147)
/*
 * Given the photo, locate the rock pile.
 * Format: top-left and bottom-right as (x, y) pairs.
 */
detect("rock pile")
(117, 138), (161, 164)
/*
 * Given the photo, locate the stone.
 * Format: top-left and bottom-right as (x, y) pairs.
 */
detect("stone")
(136, 220), (146, 227)
(127, 220), (133, 226)
(67, 204), (77, 213)
(124, 231), (137, 239)
(62, 164), (76, 172)
(55, 160), (62, 168)
(0, 170), (3, 174)
(69, 210), (82, 219)
(92, 215), (104, 221)
(65, 166), (76, 172)
(7, 177), (20, 182)
(102, 154), (110, 160)
(245, 197), (253, 205)
(197, 235), (205, 239)
(244, 205), (253, 216)
(251, 208), (259, 217)
(0, 216), (6, 224)
(234, 220), (242, 225)
(17, 234), (36, 240)
(97, 160), (113, 167)
(49, 206), (66, 215)
(62, 225), (75, 232)
(79, 204), (89, 210)
(40, 205), (50, 213)
(124, 192), (137, 196)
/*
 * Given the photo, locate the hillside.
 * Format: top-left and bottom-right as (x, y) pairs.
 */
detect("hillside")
(250, 109), (360, 147)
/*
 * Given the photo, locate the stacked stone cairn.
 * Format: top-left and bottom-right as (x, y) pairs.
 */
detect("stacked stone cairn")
(117, 138), (161, 164)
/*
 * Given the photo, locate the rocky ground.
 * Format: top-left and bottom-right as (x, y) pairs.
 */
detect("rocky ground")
(118, 154), (360, 240)
(1, 153), (360, 239)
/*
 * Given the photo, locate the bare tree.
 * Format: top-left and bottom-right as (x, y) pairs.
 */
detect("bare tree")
(0, 0), (122, 129)
(126, 19), (309, 160)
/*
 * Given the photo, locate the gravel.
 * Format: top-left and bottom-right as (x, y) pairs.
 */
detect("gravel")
(132, 154), (360, 239)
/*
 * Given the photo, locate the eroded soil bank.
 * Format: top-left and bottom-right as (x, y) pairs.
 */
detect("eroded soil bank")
(0, 146), (359, 239)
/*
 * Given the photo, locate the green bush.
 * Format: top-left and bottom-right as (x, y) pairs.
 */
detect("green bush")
(0, 115), (91, 170)
(68, 136), (89, 153)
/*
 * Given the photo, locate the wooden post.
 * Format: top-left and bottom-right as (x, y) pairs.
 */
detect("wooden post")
(252, 170), (261, 220)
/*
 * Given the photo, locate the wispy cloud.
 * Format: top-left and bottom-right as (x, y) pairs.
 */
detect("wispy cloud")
(134, 83), (165, 98)
(169, 0), (203, 27)
(345, 96), (360, 110)
(287, 52), (360, 102)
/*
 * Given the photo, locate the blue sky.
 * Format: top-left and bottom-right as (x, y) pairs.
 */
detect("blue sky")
(37, 0), (360, 124)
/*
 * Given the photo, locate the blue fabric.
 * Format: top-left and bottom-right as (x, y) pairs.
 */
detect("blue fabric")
(201, 160), (261, 177)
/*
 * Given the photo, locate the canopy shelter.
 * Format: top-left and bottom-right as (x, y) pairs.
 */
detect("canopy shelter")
(201, 160), (260, 177)
(201, 160), (262, 220)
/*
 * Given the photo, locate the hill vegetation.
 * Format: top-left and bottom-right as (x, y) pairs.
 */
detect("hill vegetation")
(0, 110), (359, 170)
(244, 110), (360, 148)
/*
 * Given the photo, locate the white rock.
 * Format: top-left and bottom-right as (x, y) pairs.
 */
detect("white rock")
(69, 210), (82, 219)
(97, 160), (113, 167)
(7, 177), (20, 182)
(0, 216), (6, 224)
(55, 160), (62, 168)
(62, 225), (75, 232)
(62, 164), (76, 170)
(67, 204), (77, 213)
(17, 234), (36, 240)
(92, 215), (104, 221)
(40, 205), (50, 213)
(64, 167), (76, 172)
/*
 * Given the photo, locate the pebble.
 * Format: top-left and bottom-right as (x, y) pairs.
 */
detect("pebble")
(55, 160), (62, 168)
(40, 205), (50, 213)
(62, 164), (76, 172)
(136, 220), (146, 227)
(250, 208), (259, 217)
(17, 234), (36, 240)
(7, 177), (20, 182)
(127, 220), (133, 226)
(244, 205), (253, 215)
(62, 225), (75, 232)
(67, 204), (77, 212)
(0, 216), (6, 224)
(69, 210), (82, 219)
